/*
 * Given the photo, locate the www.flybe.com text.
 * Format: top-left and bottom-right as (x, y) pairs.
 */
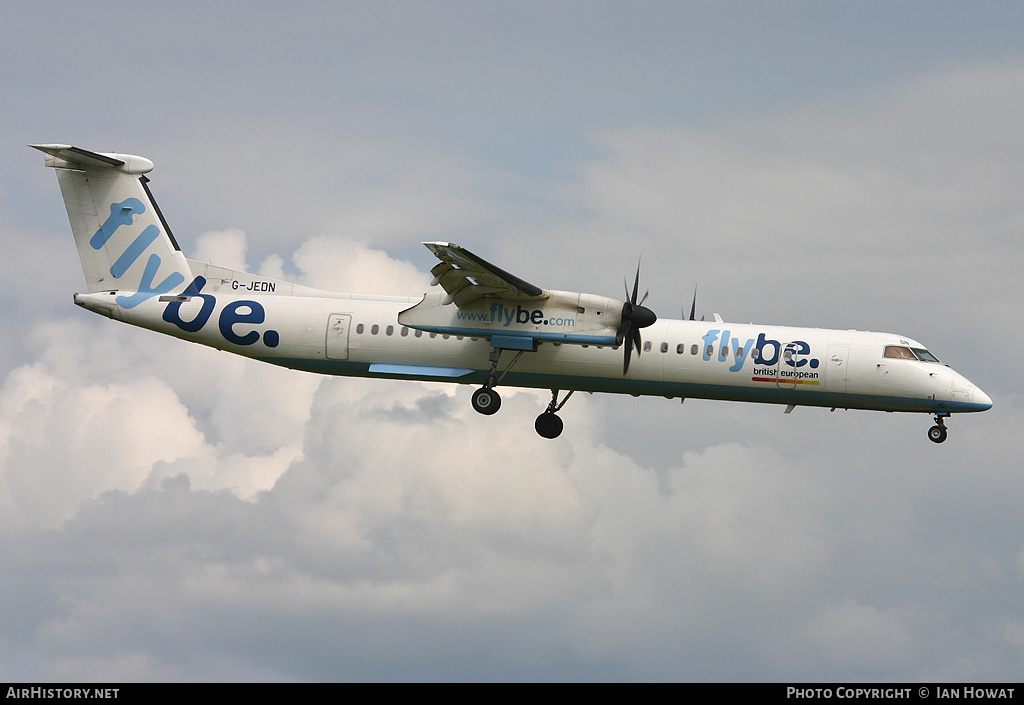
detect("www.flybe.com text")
(456, 303), (576, 328)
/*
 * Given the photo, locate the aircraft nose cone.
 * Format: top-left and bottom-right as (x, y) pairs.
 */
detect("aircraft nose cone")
(973, 386), (993, 411)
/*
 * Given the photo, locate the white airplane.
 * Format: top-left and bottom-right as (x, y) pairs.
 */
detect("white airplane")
(33, 144), (992, 442)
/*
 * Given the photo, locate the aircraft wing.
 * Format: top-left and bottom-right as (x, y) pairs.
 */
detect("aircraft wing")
(423, 241), (549, 307)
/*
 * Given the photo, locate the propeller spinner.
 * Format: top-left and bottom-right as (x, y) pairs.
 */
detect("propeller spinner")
(618, 265), (657, 375)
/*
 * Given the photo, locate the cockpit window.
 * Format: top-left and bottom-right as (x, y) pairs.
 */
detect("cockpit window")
(911, 348), (940, 363)
(884, 345), (941, 362)
(884, 345), (916, 359)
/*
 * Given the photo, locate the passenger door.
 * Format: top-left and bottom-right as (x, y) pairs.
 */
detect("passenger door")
(326, 314), (352, 360)
(825, 345), (850, 393)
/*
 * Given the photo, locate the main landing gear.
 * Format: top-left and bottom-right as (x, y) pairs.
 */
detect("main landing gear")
(928, 413), (950, 444)
(471, 387), (501, 415)
(471, 347), (573, 438)
(471, 347), (524, 417)
(535, 390), (574, 439)
(473, 386), (574, 439)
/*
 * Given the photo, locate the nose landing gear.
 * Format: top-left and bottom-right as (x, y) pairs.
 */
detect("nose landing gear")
(928, 413), (949, 444)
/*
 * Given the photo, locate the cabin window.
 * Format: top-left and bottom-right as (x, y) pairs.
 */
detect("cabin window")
(371, 324), (379, 335)
(691, 344), (699, 355)
(442, 334), (450, 339)
(401, 327), (409, 337)
(676, 343), (685, 354)
(705, 345), (714, 357)
(356, 323), (364, 334)
(386, 325), (394, 336)
(643, 341), (652, 352)
(415, 329), (423, 337)
(660, 342), (668, 353)
(429, 332), (437, 338)
(737, 347), (744, 357)
(884, 345), (916, 360)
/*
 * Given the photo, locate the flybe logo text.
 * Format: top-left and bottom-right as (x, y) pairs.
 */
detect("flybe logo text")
(93, 198), (185, 308)
(163, 277), (280, 348)
(701, 330), (820, 372)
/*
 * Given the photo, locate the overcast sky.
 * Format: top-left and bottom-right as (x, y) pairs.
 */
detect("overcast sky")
(2, 0), (1023, 682)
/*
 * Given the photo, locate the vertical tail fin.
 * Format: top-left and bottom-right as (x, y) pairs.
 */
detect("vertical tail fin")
(32, 144), (193, 308)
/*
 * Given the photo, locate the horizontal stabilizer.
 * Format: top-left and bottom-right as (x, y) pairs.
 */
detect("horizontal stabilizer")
(31, 144), (155, 174)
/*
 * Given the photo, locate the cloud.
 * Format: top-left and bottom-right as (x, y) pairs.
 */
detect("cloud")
(291, 235), (430, 295)
(6, 371), (841, 680)
(804, 600), (918, 671)
(0, 361), (208, 530)
(7, 360), (1015, 680)
(192, 229), (249, 272)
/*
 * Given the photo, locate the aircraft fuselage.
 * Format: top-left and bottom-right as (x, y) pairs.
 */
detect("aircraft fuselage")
(74, 284), (991, 418)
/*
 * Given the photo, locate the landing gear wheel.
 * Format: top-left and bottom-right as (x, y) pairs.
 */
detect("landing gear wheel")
(471, 387), (501, 415)
(535, 412), (563, 439)
(928, 413), (950, 444)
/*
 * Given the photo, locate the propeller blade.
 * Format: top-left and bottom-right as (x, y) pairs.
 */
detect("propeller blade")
(622, 321), (634, 375)
(689, 286), (697, 321)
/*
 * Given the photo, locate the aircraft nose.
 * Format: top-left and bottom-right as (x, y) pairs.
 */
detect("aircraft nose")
(973, 386), (993, 411)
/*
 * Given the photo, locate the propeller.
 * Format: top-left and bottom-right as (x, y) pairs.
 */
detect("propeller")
(618, 264), (657, 375)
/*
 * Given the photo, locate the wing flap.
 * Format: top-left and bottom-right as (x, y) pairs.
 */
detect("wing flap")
(422, 241), (548, 306)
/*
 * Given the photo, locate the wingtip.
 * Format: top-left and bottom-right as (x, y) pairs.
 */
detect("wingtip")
(30, 143), (73, 154)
